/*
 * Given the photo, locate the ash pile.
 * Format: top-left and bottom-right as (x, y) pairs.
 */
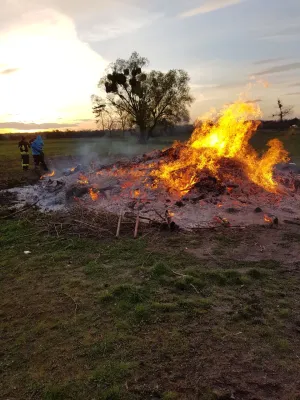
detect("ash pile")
(5, 149), (300, 230)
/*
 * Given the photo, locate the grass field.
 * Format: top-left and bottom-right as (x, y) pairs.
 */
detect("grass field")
(1, 131), (300, 399)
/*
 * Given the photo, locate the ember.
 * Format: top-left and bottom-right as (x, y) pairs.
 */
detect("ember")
(40, 170), (55, 179)
(89, 188), (99, 201)
(78, 174), (89, 185)
(264, 214), (273, 224)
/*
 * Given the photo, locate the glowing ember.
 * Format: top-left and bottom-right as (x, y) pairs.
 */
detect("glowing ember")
(70, 167), (76, 172)
(40, 170), (55, 179)
(264, 214), (273, 224)
(134, 189), (140, 197)
(78, 174), (89, 185)
(89, 188), (99, 201)
(151, 100), (289, 194)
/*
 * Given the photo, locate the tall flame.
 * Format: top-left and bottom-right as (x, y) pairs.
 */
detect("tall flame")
(152, 100), (289, 194)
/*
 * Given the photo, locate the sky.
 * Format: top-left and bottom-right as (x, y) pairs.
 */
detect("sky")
(0, 0), (300, 133)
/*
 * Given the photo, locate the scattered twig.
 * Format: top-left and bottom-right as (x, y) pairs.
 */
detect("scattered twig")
(171, 269), (188, 278)
(190, 283), (200, 294)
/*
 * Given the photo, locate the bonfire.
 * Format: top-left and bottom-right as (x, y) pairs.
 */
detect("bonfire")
(6, 100), (300, 231)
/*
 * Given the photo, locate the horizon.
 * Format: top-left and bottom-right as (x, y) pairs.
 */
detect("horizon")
(1, 0), (300, 134)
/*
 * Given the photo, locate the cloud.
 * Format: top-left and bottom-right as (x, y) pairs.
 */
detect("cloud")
(262, 25), (300, 41)
(254, 62), (300, 76)
(0, 122), (78, 130)
(0, 67), (19, 75)
(286, 92), (300, 96)
(179, 0), (243, 18)
(288, 83), (300, 87)
(80, 13), (162, 42)
(253, 58), (285, 65)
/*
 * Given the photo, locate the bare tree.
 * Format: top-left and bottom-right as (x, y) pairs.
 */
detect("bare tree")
(272, 99), (293, 122)
(115, 107), (134, 137)
(92, 52), (194, 143)
(92, 96), (117, 136)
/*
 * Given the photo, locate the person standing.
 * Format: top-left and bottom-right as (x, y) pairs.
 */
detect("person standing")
(18, 136), (30, 171)
(30, 135), (49, 171)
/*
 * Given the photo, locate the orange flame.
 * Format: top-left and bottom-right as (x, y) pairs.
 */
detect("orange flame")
(151, 100), (289, 194)
(70, 167), (76, 172)
(78, 174), (89, 185)
(89, 188), (99, 201)
(40, 170), (55, 179)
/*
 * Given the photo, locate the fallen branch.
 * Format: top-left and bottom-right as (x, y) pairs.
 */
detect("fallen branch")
(283, 219), (300, 226)
(73, 219), (114, 236)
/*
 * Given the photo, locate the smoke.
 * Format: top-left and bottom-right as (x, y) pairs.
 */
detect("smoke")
(47, 136), (158, 175)
(74, 136), (156, 166)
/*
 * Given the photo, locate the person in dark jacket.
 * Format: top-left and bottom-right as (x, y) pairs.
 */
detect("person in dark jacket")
(29, 135), (49, 171)
(18, 136), (30, 170)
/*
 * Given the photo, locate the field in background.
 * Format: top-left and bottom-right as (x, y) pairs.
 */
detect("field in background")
(0, 129), (299, 189)
(0, 135), (187, 189)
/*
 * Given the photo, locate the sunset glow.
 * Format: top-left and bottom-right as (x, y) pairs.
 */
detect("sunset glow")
(0, 7), (107, 133)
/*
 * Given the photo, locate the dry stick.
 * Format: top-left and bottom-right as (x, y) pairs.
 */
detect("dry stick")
(1, 199), (40, 219)
(116, 213), (122, 238)
(134, 211), (140, 239)
(153, 209), (166, 222)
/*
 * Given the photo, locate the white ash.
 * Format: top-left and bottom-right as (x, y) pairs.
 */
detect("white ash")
(4, 156), (300, 230)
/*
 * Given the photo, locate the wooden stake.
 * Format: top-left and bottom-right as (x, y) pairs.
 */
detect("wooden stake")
(134, 212), (140, 239)
(116, 213), (122, 238)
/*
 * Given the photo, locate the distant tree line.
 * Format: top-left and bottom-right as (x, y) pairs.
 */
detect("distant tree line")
(0, 124), (193, 141)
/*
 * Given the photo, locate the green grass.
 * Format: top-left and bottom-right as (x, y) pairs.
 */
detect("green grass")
(2, 217), (300, 399)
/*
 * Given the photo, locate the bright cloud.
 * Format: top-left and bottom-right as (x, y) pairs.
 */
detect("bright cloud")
(0, 6), (107, 131)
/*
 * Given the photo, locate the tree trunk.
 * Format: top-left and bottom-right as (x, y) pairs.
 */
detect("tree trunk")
(137, 123), (148, 143)
(139, 130), (148, 144)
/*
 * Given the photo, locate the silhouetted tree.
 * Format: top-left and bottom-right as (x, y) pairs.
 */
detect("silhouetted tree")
(273, 99), (293, 123)
(93, 52), (194, 143)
